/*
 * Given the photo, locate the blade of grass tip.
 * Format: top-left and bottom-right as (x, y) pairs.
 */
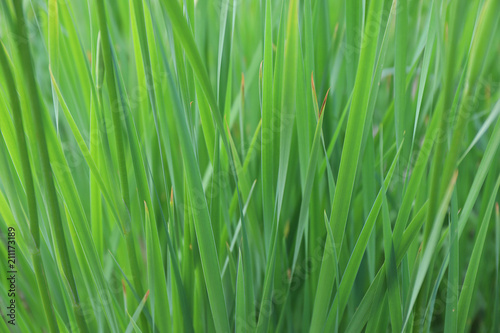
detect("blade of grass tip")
(330, 0), (385, 251)
(128, 0), (148, 135)
(0, 101), (24, 202)
(394, 0), (408, 179)
(365, 294), (389, 333)
(171, 23), (192, 117)
(427, 0), (499, 251)
(259, 61), (263, 112)
(345, 272), (386, 333)
(114, 12), (163, 221)
(229, 44), (263, 127)
(493, 202), (500, 331)
(235, 249), (246, 333)
(227, 124), (264, 268)
(129, 0), (169, 215)
(272, 0), (286, 188)
(454, 100), (500, 240)
(224, 243), (237, 307)
(294, 41), (309, 189)
(308, 210), (340, 333)
(457, 174), (500, 332)
(162, 50), (230, 332)
(54, 1), (93, 109)
(319, 92), (351, 177)
(361, 126), (377, 279)
(420, 217), (455, 329)
(91, 34), (104, 261)
(0, 42), (58, 333)
(344, 0), (363, 93)
(273, 85), (330, 330)
(273, 0), (299, 237)
(129, 320), (141, 333)
(53, 311), (71, 333)
(49, 69), (128, 234)
(392, 93), (444, 246)
(423, 0), (463, 247)
(438, 0), (500, 203)
(196, 80), (216, 163)
(228, 120), (262, 219)
(216, 0), (232, 109)
(161, 0), (227, 153)
(256, 0), (300, 328)
(170, 190), (180, 252)
(125, 291), (150, 333)
(262, 0), (274, 254)
(412, 0), (438, 145)
(60, 200), (113, 332)
(320, 134), (336, 207)
(108, 251), (155, 328)
(144, 202), (171, 331)
(379, 131), (402, 333)
(142, 158), (194, 333)
(275, 236), (294, 333)
(303, 0), (315, 147)
(444, 192), (459, 333)
(402, 171), (458, 331)
(423, 238), (450, 332)
(322, 140), (404, 332)
(310, 87), (332, 254)
(95, 34), (116, 190)
(95, 0), (131, 210)
(225, 121), (255, 307)
(162, 0), (248, 286)
(132, 21), (184, 223)
(240, 73), (245, 154)
(400, 102), (500, 329)
(180, 187), (195, 312)
(275, 237), (294, 332)
(193, 265), (211, 333)
(325, 212), (341, 333)
(95, 2), (147, 329)
(457, 103), (500, 165)
(10, 2), (89, 332)
(48, 0), (59, 135)
(343, 202), (429, 332)
(360, 0), (398, 158)
(39, 76), (122, 331)
(221, 179), (257, 276)
(291, 85), (329, 272)
(210, 134), (222, 254)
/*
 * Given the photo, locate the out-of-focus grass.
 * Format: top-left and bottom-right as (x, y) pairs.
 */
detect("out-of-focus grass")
(0, 0), (499, 332)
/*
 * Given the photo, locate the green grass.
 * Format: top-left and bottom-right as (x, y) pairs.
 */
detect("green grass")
(0, 0), (499, 332)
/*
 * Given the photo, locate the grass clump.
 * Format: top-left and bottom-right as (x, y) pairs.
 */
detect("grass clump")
(0, 0), (499, 332)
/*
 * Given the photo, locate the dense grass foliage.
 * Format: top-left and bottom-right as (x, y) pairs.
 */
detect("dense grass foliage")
(0, 0), (499, 331)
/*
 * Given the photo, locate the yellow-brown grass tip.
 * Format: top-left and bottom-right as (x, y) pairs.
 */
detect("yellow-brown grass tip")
(319, 88), (331, 118)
